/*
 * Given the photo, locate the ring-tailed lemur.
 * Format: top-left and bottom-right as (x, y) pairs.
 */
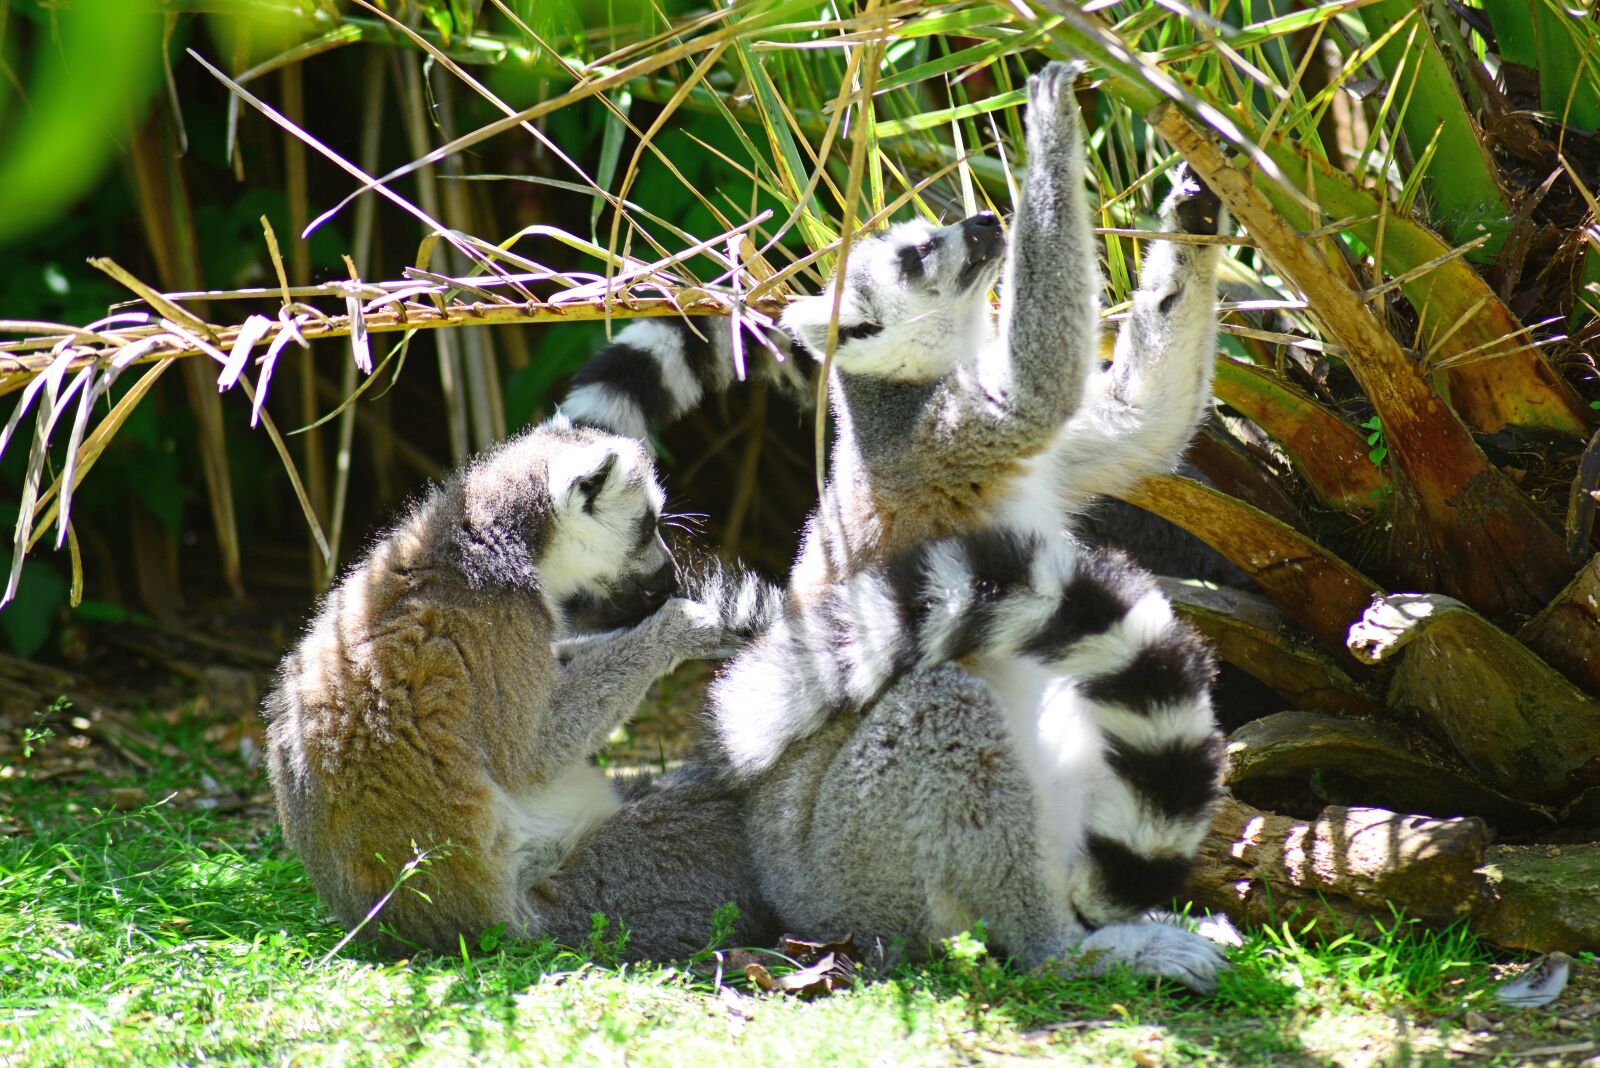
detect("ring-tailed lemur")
(716, 526), (1224, 955)
(265, 420), (782, 957)
(560, 61), (1228, 988)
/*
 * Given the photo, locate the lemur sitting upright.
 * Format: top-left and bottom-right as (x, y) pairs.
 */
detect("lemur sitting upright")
(265, 421), (783, 957)
(560, 61), (1228, 989)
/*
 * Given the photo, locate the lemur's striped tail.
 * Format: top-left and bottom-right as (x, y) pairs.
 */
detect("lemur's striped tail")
(709, 528), (1223, 918)
(675, 551), (787, 648)
(559, 317), (794, 440)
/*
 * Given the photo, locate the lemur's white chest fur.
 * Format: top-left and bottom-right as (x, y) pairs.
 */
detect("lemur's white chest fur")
(991, 451), (1072, 541)
(969, 655), (1102, 900)
(495, 762), (623, 882)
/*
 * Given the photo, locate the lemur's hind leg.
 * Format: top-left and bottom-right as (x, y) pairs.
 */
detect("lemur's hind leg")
(781, 664), (1083, 970)
(1050, 167), (1226, 507)
(780, 660), (1226, 991)
(527, 765), (779, 962)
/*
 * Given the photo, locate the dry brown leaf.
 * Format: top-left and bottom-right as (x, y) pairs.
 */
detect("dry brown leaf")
(739, 938), (858, 1000)
(742, 961), (776, 992)
(686, 946), (767, 983)
(774, 953), (857, 998)
(777, 932), (861, 966)
(716, 985), (754, 1021)
(109, 787), (147, 811)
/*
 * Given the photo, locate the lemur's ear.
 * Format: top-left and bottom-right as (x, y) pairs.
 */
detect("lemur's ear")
(573, 455), (616, 513)
(551, 445), (619, 514)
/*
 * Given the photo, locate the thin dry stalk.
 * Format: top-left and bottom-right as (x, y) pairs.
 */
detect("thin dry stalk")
(301, 1), (804, 239)
(0, 174), (780, 595)
(0, 292), (781, 388)
(324, 50), (388, 588)
(280, 61), (330, 586)
(813, 8), (890, 493)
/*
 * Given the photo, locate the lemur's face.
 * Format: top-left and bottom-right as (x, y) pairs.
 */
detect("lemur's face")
(782, 213), (1004, 381)
(539, 429), (676, 632)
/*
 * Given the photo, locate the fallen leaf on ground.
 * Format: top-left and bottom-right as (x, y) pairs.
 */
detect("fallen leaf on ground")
(744, 952), (856, 998)
(777, 932), (861, 966)
(109, 787), (146, 810)
(1496, 952), (1572, 1009)
(716, 985), (753, 1034)
(688, 948), (767, 984)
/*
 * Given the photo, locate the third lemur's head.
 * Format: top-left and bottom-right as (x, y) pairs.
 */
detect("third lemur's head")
(537, 422), (680, 633)
(458, 419), (678, 633)
(781, 212), (1004, 381)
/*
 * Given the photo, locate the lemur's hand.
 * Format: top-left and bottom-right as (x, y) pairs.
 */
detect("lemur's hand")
(1027, 60), (1089, 117)
(645, 596), (730, 661)
(681, 561), (785, 653)
(1025, 60), (1089, 155)
(1162, 163), (1226, 236)
(653, 563), (784, 660)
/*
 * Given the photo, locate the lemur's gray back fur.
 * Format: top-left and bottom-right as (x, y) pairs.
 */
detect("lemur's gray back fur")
(559, 60), (1230, 990)
(264, 421), (781, 957)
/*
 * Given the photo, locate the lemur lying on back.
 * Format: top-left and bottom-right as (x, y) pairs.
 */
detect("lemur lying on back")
(560, 61), (1228, 989)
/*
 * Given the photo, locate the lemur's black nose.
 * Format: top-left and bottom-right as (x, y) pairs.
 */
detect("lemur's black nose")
(959, 212), (1004, 263)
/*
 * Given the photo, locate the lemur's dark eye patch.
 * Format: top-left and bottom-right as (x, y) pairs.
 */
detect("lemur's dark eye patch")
(897, 243), (928, 280)
(633, 507), (659, 551)
(839, 321), (884, 343)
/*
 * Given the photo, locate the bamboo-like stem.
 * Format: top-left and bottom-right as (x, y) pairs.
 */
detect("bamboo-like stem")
(127, 110), (245, 600)
(0, 292), (786, 393)
(397, 52), (469, 465)
(324, 51), (387, 589)
(432, 73), (506, 452)
(721, 378), (767, 558)
(282, 62), (328, 590)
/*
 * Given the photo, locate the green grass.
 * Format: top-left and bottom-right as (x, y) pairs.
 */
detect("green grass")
(0, 705), (1585, 1067)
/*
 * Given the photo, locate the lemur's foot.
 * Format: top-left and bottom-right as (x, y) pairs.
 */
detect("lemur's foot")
(1163, 163), (1225, 236)
(1073, 920), (1231, 993)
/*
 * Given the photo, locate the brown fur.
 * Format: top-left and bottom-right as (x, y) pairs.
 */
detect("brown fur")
(265, 424), (778, 957)
(864, 462), (1027, 558)
(269, 546), (558, 949)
